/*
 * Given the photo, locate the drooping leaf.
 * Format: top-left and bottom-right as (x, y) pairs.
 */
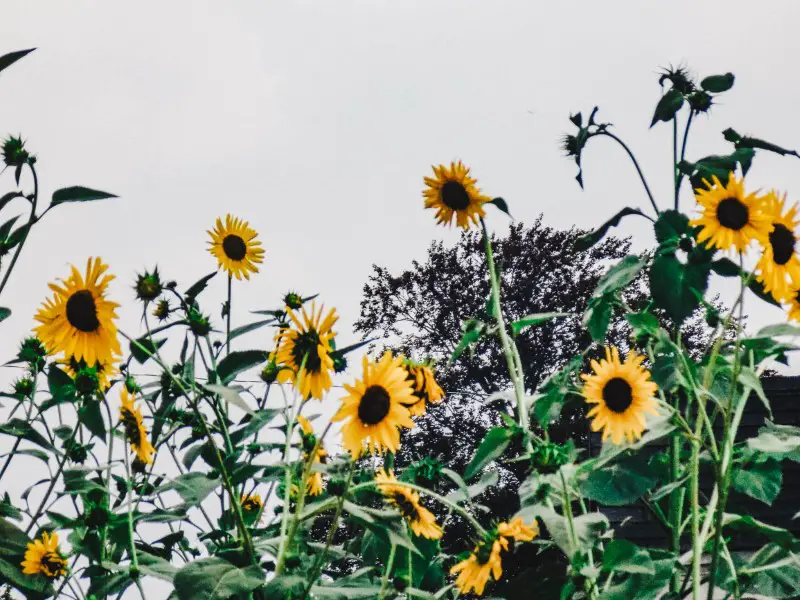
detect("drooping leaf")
(574, 208), (644, 251)
(732, 458), (782, 505)
(0, 215), (21, 241)
(50, 186), (117, 208)
(0, 48), (35, 75)
(446, 470), (499, 503)
(228, 318), (274, 341)
(158, 473), (222, 508)
(650, 254), (710, 324)
(593, 255), (647, 298)
(0, 307), (9, 323)
(229, 409), (280, 446)
(650, 88), (684, 127)
(173, 557), (265, 600)
(450, 319), (485, 362)
(78, 400), (106, 441)
(0, 418), (54, 451)
(748, 275), (782, 307)
(488, 197), (512, 218)
(510, 312), (568, 335)
(129, 336), (167, 364)
(215, 350), (268, 385)
(184, 272), (217, 300)
(583, 295), (614, 342)
(463, 426), (517, 480)
(601, 539), (655, 575)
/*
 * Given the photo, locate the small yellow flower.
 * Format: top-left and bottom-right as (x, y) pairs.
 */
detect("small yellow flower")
(241, 494), (263, 512)
(34, 257), (121, 366)
(207, 214), (265, 280)
(690, 173), (772, 252)
(450, 537), (507, 596)
(423, 161), (490, 230)
(332, 352), (415, 458)
(497, 517), (538, 542)
(375, 469), (442, 539)
(120, 388), (156, 465)
(21, 531), (67, 579)
(581, 347), (659, 445)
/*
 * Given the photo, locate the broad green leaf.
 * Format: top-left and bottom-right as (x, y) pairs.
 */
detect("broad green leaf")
(463, 426), (516, 480)
(757, 323), (800, 338)
(724, 514), (800, 551)
(701, 73), (735, 93)
(600, 549), (675, 600)
(0, 48), (35, 75)
(204, 383), (253, 414)
(0, 307), (9, 323)
(650, 88), (684, 127)
(216, 350), (268, 384)
(158, 472), (222, 507)
(541, 508), (609, 559)
(738, 544), (800, 599)
(488, 197), (511, 217)
(601, 539), (655, 575)
(575, 208), (645, 251)
(47, 364), (76, 405)
(710, 257), (740, 277)
(732, 458), (782, 505)
(579, 453), (657, 506)
(229, 318), (274, 341)
(738, 366), (771, 416)
(748, 422), (800, 461)
(310, 586), (385, 599)
(583, 295), (613, 342)
(650, 254), (709, 324)
(78, 400), (106, 441)
(451, 319), (485, 361)
(173, 557), (264, 600)
(129, 336), (166, 364)
(0, 215), (20, 241)
(653, 210), (689, 243)
(749, 276), (782, 307)
(446, 470), (499, 503)
(0, 556), (55, 598)
(137, 550), (178, 582)
(50, 186), (117, 207)
(593, 253), (645, 297)
(229, 409), (280, 446)
(184, 272), (217, 300)
(0, 191), (24, 213)
(510, 312), (568, 335)
(625, 311), (660, 340)
(0, 418), (54, 451)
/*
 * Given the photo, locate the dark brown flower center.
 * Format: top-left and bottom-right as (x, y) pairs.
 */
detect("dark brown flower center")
(41, 552), (65, 577)
(242, 498), (261, 511)
(716, 197), (749, 231)
(66, 290), (100, 333)
(291, 330), (323, 373)
(769, 223), (795, 266)
(602, 377), (633, 414)
(121, 408), (142, 446)
(222, 234), (247, 261)
(391, 492), (418, 519)
(441, 181), (471, 211)
(358, 385), (391, 425)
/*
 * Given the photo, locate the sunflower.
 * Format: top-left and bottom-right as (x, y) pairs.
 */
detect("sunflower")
(273, 303), (338, 400)
(375, 469), (442, 539)
(401, 359), (445, 417)
(423, 161), (491, 230)
(755, 191), (800, 302)
(119, 388), (156, 465)
(241, 494), (263, 512)
(498, 517), (538, 542)
(21, 531), (67, 579)
(207, 214), (265, 280)
(59, 356), (119, 394)
(332, 352), (416, 458)
(581, 347), (659, 445)
(690, 173), (772, 252)
(450, 536), (508, 596)
(34, 258), (121, 366)
(296, 415), (327, 496)
(787, 284), (800, 322)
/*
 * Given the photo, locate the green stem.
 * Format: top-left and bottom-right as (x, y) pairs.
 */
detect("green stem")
(673, 116), (679, 209)
(597, 131), (659, 216)
(379, 543), (398, 599)
(25, 424), (76, 534)
(123, 450), (140, 577)
(480, 218), (533, 453)
(676, 110), (695, 208)
(226, 274), (232, 355)
(0, 163), (37, 298)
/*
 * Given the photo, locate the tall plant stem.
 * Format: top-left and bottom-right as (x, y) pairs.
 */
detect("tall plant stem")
(226, 274), (232, 355)
(675, 110), (695, 209)
(379, 543), (398, 599)
(0, 164), (37, 298)
(480, 219), (533, 454)
(123, 450), (140, 578)
(596, 131), (659, 216)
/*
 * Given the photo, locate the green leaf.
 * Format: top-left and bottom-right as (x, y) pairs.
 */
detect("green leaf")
(732, 458), (782, 505)
(204, 384), (253, 414)
(463, 426), (516, 480)
(580, 453), (657, 506)
(575, 208), (644, 251)
(738, 544), (800, 599)
(724, 514), (800, 550)
(601, 539), (655, 575)
(593, 255), (646, 298)
(0, 48), (35, 75)
(158, 473), (222, 508)
(650, 254), (709, 324)
(78, 400), (106, 441)
(0, 215), (21, 241)
(47, 365), (76, 405)
(757, 323), (800, 338)
(748, 275), (782, 307)
(710, 257), (740, 277)
(510, 312), (568, 335)
(451, 319), (485, 361)
(739, 366), (771, 416)
(446, 470), (499, 503)
(129, 336), (166, 364)
(653, 210), (689, 243)
(216, 350), (268, 384)
(488, 197), (511, 218)
(747, 422), (800, 461)
(137, 550), (178, 582)
(229, 318), (274, 341)
(229, 409), (280, 446)
(0, 307), (9, 323)
(0, 191), (24, 213)
(541, 508), (609, 559)
(650, 88), (684, 127)
(583, 295), (613, 342)
(50, 186), (117, 208)
(173, 557), (264, 600)
(0, 418), (54, 451)
(184, 272), (217, 300)
(625, 312), (660, 340)
(701, 73), (735, 93)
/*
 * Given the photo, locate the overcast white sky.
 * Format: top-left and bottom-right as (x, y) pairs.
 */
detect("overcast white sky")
(1, 1), (800, 595)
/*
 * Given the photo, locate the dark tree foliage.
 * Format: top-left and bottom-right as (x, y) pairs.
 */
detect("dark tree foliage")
(353, 218), (718, 597)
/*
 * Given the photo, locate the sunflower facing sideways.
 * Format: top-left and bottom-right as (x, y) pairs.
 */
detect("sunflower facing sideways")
(296, 415), (327, 496)
(21, 531), (67, 579)
(423, 161), (491, 230)
(273, 303), (338, 400)
(332, 352), (416, 458)
(401, 358), (445, 417)
(119, 388), (156, 465)
(755, 191), (800, 302)
(690, 173), (771, 252)
(581, 346), (659, 445)
(375, 468), (442, 539)
(207, 214), (265, 280)
(34, 257), (121, 366)
(450, 535), (508, 596)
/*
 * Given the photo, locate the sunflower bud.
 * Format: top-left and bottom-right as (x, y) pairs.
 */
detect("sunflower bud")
(283, 291), (303, 310)
(2, 136), (30, 168)
(152, 298), (171, 322)
(125, 375), (140, 394)
(74, 366), (100, 397)
(687, 90), (713, 113)
(529, 440), (572, 474)
(132, 457), (148, 474)
(12, 377), (34, 398)
(327, 479), (346, 497)
(65, 439), (90, 464)
(17, 337), (47, 373)
(187, 308), (212, 336)
(658, 65), (695, 95)
(135, 268), (163, 303)
(332, 353), (348, 374)
(260, 360), (281, 383)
